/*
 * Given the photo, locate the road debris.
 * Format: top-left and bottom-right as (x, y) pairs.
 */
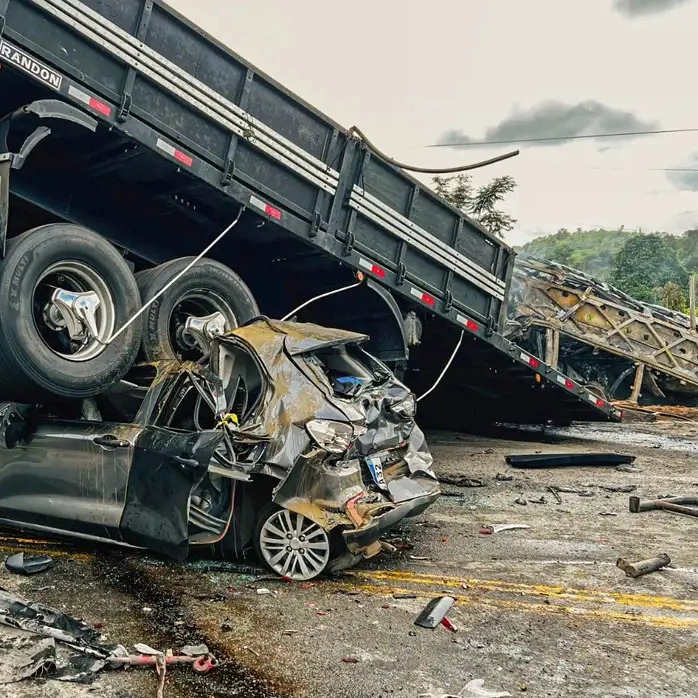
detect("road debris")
(462, 678), (512, 698)
(528, 496), (547, 504)
(600, 485), (637, 493)
(109, 653), (218, 673)
(505, 453), (635, 469)
(4, 552), (54, 576)
(480, 524), (531, 534)
(547, 487), (562, 504)
(599, 511), (618, 516)
(616, 553), (671, 578)
(180, 644), (209, 657)
(629, 495), (698, 517)
(495, 473), (514, 482)
(414, 596), (456, 629)
(438, 475), (486, 488)
(440, 617), (457, 632)
(514, 497), (527, 506)
(342, 656), (360, 663)
(617, 464), (641, 473)
(393, 593), (417, 599)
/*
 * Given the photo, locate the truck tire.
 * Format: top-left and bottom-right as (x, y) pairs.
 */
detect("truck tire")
(136, 257), (259, 362)
(0, 223), (142, 401)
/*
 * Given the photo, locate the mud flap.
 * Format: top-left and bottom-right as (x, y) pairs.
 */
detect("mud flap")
(119, 428), (224, 560)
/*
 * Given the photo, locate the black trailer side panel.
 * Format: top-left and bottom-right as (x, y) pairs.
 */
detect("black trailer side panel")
(2, 0), (508, 331)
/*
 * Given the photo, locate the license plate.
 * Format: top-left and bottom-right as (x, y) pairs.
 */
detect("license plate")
(366, 456), (387, 489)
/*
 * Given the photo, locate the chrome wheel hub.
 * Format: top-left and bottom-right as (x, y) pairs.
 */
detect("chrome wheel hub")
(259, 509), (330, 581)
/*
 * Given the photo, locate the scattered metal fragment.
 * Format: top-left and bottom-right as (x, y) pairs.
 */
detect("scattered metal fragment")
(4, 552), (54, 576)
(514, 497), (527, 506)
(547, 487), (562, 504)
(600, 485), (637, 493)
(438, 475), (485, 488)
(495, 473), (514, 482)
(440, 617), (457, 632)
(599, 511), (618, 516)
(410, 555), (431, 561)
(617, 464), (641, 473)
(256, 588), (273, 596)
(414, 596), (456, 629)
(629, 495), (698, 517)
(393, 593), (417, 599)
(505, 453), (635, 469)
(134, 644), (161, 656)
(0, 634), (56, 684)
(109, 653), (218, 673)
(180, 644), (208, 657)
(342, 657), (360, 663)
(461, 678), (512, 698)
(480, 524), (531, 534)
(616, 553), (671, 578)
(528, 496), (547, 504)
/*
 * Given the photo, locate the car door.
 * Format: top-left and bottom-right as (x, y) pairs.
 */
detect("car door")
(0, 412), (142, 541)
(118, 426), (224, 560)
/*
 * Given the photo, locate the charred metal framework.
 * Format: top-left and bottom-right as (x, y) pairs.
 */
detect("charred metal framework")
(507, 257), (698, 403)
(0, 0), (619, 422)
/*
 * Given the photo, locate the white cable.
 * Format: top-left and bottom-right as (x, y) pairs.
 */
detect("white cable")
(280, 280), (363, 322)
(104, 208), (244, 345)
(416, 330), (464, 403)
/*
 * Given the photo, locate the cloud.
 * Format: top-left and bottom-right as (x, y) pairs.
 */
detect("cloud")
(666, 152), (698, 191)
(437, 100), (658, 148)
(612, 0), (692, 17)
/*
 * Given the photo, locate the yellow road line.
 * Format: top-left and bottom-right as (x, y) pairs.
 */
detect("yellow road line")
(339, 581), (698, 630)
(349, 569), (698, 613)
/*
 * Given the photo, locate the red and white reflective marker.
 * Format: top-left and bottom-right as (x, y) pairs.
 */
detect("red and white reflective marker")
(156, 137), (193, 167)
(249, 195), (282, 220)
(358, 258), (386, 278)
(555, 375), (575, 390)
(410, 286), (435, 307)
(519, 351), (540, 369)
(68, 85), (111, 117)
(456, 314), (479, 332)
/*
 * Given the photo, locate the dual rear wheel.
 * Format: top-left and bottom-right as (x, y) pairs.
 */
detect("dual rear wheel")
(0, 223), (258, 401)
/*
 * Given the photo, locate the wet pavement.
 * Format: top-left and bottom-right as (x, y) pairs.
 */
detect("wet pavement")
(1, 420), (697, 698)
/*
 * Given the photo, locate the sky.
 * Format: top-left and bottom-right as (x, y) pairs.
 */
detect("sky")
(167, 0), (698, 246)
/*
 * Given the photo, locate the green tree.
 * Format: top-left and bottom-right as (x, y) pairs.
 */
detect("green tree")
(432, 173), (517, 238)
(610, 234), (688, 303)
(518, 228), (637, 280)
(656, 281), (686, 311)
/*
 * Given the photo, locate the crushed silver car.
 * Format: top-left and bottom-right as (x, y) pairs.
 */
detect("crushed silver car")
(0, 318), (440, 580)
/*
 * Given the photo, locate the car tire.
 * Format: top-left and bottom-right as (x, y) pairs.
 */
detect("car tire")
(0, 223), (142, 401)
(136, 257), (259, 362)
(254, 503), (343, 581)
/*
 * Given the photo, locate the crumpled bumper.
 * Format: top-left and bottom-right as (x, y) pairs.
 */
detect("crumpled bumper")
(342, 474), (440, 553)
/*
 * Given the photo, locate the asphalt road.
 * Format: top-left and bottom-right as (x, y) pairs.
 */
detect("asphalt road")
(1, 420), (697, 698)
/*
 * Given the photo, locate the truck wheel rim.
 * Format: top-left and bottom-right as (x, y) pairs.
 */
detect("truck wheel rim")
(260, 509), (330, 581)
(170, 290), (237, 360)
(33, 261), (116, 362)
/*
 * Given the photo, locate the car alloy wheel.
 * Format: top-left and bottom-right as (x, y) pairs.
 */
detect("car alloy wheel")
(259, 508), (330, 581)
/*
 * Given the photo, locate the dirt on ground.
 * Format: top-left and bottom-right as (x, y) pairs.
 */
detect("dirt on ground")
(1, 420), (698, 698)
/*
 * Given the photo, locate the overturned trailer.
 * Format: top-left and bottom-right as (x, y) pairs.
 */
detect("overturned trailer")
(506, 256), (698, 405)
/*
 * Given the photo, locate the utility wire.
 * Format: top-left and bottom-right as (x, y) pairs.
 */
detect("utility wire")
(426, 127), (698, 148)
